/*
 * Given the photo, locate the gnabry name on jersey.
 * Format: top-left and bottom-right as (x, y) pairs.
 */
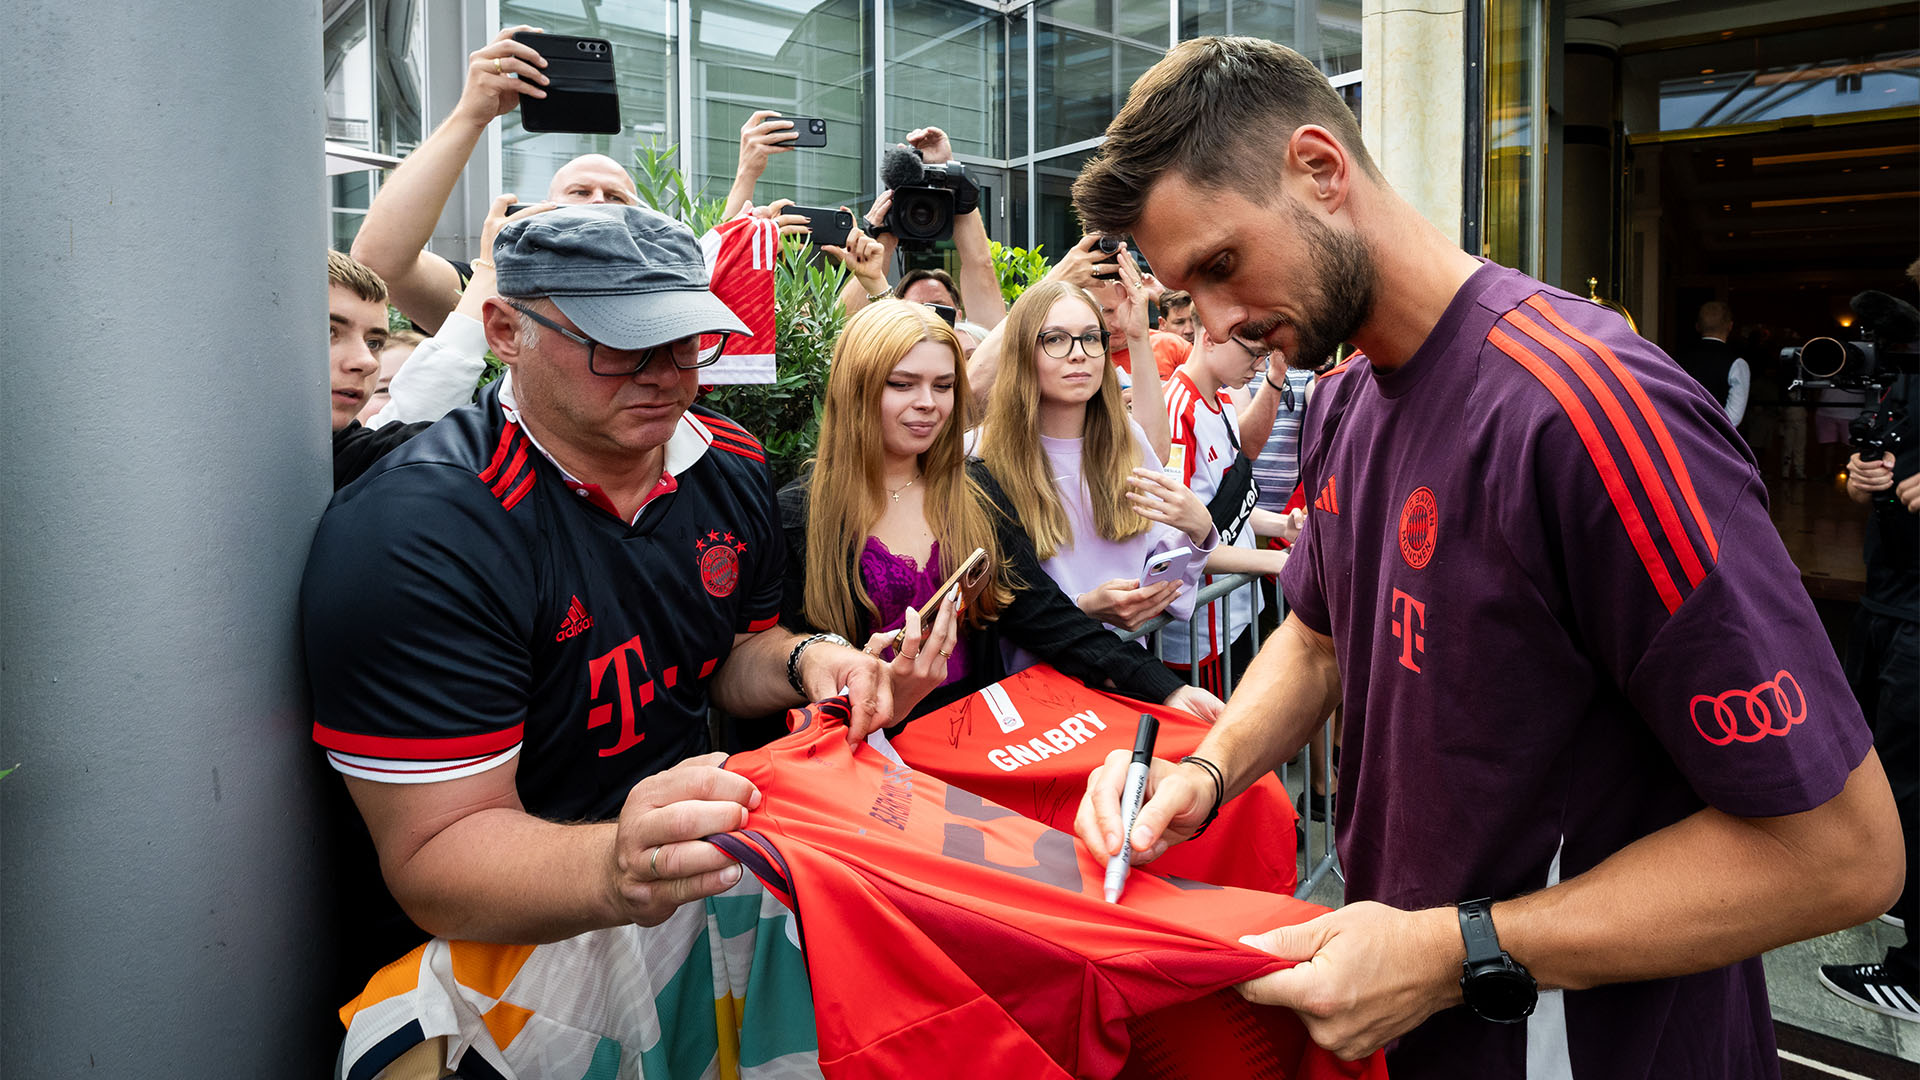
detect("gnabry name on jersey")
(987, 710), (1109, 772)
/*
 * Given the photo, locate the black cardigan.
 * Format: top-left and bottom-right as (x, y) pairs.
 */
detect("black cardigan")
(777, 461), (1183, 720)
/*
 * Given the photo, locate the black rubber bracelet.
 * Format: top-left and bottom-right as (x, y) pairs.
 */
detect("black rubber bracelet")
(1179, 755), (1225, 839)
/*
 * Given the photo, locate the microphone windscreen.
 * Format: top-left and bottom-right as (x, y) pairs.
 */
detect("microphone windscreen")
(881, 146), (923, 192)
(1851, 290), (1920, 346)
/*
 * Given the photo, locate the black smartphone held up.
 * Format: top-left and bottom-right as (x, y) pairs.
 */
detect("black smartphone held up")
(512, 32), (621, 134)
(788, 116), (829, 148)
(792, 205), (854, 249)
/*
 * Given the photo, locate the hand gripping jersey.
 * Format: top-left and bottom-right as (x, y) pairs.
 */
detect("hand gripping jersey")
(700, 212), (779, 384)
(713, 698), (1383, 1080)
(890, 663), (1298, 895)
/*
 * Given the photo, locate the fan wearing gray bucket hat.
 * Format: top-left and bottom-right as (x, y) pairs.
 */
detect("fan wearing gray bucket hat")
(303, 201), (893, 970)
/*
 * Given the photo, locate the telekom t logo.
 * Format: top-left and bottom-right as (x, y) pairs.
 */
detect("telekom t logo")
(1390, 588), (1426, 673)
(587, 634), (655, 758)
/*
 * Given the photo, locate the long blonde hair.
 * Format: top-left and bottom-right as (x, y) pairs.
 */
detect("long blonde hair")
(979, 280), (1149, 560)
(804, 301), (1009, 639)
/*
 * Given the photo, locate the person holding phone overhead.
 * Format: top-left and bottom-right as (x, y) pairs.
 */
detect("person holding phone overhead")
(777, 301), (1225, 733)
(976, 280), (1217, 674)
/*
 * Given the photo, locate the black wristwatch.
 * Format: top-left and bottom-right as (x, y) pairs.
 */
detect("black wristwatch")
(1457, 898), (1536, 1023)
(786, 632), (850, 694)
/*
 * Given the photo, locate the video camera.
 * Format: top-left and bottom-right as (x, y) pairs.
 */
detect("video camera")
(878, 146), (980, 250)
(1785, 289), (1917, 455)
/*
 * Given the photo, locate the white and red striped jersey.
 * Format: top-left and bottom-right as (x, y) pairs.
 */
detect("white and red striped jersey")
(699, 211), (779, 384)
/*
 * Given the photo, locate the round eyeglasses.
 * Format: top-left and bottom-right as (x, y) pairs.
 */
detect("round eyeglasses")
(1037, 328), (1110, 359)
(508, 301), (731, 377)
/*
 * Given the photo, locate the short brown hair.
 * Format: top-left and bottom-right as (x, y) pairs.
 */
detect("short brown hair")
(1074, 37), (1378, 235)
(327, 249), (389, 305)
(1159, 290), (1192, 313)
(898, 267), (961, 310)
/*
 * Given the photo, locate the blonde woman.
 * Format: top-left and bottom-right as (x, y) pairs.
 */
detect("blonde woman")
(778, 300), (1220, 727)
(978, 280), (1217, 671)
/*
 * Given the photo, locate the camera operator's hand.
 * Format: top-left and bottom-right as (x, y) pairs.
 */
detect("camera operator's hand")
(1113, 249), (1151, 339)
(455, 26), (549, 126)
(905, 127), (954, 165)
(821, 219), (891, 298)
(863, 190), (896, 236)
(1848, 453), (1894, 497)
(1045, 234), (1117, 292)
(1899, 471), (1920, 513)
(737, 110), (799, 183)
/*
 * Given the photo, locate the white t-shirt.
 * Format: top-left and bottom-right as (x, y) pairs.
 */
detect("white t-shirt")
(1163, 370), (1261, 664)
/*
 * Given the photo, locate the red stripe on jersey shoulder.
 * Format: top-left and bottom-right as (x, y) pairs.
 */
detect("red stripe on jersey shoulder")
(477, 421), (521, 483)
(488, 443), (530, 498)
(1523, 296), (1719, 562)
(313, 721), (525, 761)
(1487, 324), (1686, 614)
(501, 468), (536, 511)
(1503, 307), (1712, 589)
(746, 614), (780, 632)
(709, 436), (766, 464)
(1316, 359), (1353, 382)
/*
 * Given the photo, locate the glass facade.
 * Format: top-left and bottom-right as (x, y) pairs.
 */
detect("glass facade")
(327, 0), (1362, 255)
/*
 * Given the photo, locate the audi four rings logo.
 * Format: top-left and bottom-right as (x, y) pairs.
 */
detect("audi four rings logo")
(1690, 669), (1806, 746)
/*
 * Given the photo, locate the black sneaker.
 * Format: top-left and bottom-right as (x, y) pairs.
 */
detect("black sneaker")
(1817, 963), (1919, 1022)
(1296, 788), (1334, 823)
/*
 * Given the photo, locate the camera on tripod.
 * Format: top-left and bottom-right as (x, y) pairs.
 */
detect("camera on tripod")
(1784, 290), (1917, 455)
(878, 147), (980, 250)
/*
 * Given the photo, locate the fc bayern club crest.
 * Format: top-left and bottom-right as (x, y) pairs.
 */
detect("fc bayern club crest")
(1399, 487), (1438, 570)
(695, 530), (746, 598)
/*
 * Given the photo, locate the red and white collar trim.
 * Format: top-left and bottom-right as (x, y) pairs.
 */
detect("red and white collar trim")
(498, 375), (714, 524)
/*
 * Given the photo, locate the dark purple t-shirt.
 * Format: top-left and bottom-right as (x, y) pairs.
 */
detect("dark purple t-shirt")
(1281, 262), (1872, 1079)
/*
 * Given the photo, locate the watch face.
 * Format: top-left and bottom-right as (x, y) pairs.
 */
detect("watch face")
(1465, 966), (1537, 1024)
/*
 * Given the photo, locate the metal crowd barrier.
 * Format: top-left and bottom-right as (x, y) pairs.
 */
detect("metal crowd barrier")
(1113, 572), (1343, 902)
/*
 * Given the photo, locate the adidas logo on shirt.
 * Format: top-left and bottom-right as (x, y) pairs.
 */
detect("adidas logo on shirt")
(555, 595), (595, 641)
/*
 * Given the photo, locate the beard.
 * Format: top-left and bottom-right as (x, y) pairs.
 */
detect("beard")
(1244, 201), (1378, 371)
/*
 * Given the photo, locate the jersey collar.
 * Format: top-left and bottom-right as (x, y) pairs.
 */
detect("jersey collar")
(497, 374), (712, 524)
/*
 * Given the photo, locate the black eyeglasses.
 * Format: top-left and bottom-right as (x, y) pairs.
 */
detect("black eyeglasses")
(1037, 328), (1110, 359)
(507, 302), (730, 377)
(1228, 336), (1273, 371)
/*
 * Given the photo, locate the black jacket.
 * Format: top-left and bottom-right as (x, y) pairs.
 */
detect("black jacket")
(332, 419), (433, 490)
(776, 462), (1184, 720)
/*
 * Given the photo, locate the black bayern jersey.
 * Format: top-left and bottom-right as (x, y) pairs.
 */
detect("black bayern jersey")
(303, 383), (783, 824)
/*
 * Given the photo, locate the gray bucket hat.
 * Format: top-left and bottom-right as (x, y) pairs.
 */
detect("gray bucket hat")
(492, 204), (751, 349)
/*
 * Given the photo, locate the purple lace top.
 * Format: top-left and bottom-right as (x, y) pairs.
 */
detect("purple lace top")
(859, 537), (970, 687)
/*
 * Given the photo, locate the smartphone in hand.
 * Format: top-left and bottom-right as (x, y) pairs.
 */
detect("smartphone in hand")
(1139, 546), (1193, 589)
(791, 205), (854, 249)
(891, 547), (990, 651)
(788, 117), (829, 148)
(513, 32), (621, 134)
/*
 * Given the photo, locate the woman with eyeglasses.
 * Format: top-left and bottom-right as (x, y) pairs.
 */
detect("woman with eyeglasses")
(777, 300), (1223, 727)
(977, 280), (1219, 662)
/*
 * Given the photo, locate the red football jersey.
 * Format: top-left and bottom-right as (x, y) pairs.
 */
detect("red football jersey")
(891, 664), (1298, 895)
(699, 212), (778, 384)
(715, 698), (1384, 1080)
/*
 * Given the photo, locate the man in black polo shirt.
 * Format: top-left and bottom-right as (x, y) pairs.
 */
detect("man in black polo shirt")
(303, 205), (886, 976)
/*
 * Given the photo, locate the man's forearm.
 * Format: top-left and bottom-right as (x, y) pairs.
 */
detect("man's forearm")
(953, 209), (1006, 329)
(966, 320), (1007, 411)
(1195, 614), (1339, 801)
(1237, 378), (1282, 458)
(1495, 752), (1903, 992)
(709, 627), (806, 717)
(351, 108), (490, 331)
(1127, 327), (1172, 462)
(379, 802), (622, 944)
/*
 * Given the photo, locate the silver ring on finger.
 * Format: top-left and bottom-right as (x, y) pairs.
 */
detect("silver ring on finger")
(648, 845), (662, 881)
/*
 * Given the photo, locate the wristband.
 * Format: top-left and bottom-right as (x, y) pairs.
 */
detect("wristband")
(866, 286), (895, 303)
(786, 632), (850, 695)
(470, 257), (495, 271)
(1178, 754), (1225, 838)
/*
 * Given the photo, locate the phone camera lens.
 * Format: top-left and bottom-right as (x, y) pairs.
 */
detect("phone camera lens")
(811, 119), (825, 132)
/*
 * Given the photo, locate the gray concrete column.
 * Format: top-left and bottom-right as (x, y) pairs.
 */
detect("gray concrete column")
(2, 2), (338, 1075)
